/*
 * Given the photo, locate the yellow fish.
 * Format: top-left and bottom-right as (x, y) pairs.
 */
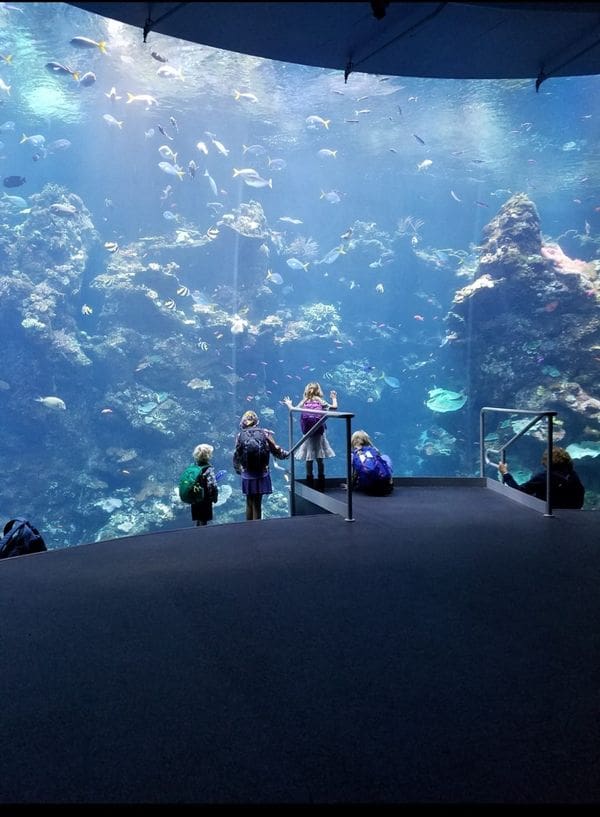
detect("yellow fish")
(164, 299), (176, 310)
(81, 304), (93, 315)
(176, 285), (189, 297)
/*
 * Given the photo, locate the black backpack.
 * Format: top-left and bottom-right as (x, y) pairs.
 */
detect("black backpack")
(238, 427), (270, 473)
(0, 518), (47, 559)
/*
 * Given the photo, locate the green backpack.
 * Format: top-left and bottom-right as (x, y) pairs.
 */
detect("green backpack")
(178, 464), (208, 503)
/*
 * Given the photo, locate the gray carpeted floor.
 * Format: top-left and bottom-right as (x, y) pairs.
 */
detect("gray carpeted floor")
(1, 485), (598, 803)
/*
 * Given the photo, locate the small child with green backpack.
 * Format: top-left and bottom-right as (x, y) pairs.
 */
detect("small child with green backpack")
(178, 443), (219, 526)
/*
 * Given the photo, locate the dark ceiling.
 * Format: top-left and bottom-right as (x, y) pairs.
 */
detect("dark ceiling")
(65, 2), (600, 88)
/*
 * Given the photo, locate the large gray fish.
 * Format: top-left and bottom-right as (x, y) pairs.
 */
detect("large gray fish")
(46, 61), (78, 79)
(79, 71), (96, 87)
(70, 36), (107, 53)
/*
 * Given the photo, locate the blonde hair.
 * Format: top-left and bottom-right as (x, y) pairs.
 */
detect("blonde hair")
(303, 382), (324, 401)
(240, 410), (259, 428)
(193, 443), (214, 465)
(351, 430), (372, 449)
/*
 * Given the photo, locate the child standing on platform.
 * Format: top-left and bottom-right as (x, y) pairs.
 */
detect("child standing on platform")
(283, 382), (338, 492)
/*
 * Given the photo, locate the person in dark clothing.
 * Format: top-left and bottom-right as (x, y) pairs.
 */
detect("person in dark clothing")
(498, 446), (585, 509)
(190, 443), (219, 526)
(349, 429), (394, 496)
(233, 410), (289, 521)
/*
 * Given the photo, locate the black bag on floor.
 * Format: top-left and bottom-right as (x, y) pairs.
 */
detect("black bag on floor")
(0, 518), (47, 559)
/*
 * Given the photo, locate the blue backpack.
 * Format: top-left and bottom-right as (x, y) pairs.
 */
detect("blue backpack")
(0, 517), (47, 559)
(352, 446), (393, 493)
(300, 399), (326, 436)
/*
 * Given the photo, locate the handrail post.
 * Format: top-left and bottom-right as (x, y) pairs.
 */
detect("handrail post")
(481, 407), (557, 516)
(479, 409), (485, 477)
(288, 409), (296, 517)
(545, 414), (553, 517)
(345, 415), (354, 522)
(285, 408), (355, 520)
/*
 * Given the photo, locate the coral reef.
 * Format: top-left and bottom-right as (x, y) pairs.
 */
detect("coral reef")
(0, 184), (98, 367)
(218, 200), (269, 239)
(416, 425), (457, 457)
(321, 359), (383, 401)
(276, 302), (342, 343)
(440, 192), (600, 481)
(285, 235), (319, 261)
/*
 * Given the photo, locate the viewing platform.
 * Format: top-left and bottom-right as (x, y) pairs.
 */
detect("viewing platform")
(1, 481), (598, 803)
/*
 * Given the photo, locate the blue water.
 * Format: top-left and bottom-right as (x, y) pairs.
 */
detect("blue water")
(0, 2), (598, 547)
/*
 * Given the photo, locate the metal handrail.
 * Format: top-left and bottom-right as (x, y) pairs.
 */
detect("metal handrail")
(286, 407), (355, 521)
(480, 407), (557, 517)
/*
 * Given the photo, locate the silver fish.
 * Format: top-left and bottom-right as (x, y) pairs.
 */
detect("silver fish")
(244, 176), (272, 189)
(35, 396), (66, 410)
(204, 169), (218, 196)
(158, 161), (184, 180)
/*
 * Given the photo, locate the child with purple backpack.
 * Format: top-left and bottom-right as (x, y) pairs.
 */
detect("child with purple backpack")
(283, 382), (338, 492)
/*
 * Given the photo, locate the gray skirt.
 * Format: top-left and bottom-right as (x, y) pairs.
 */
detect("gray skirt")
(294, 432), (335, 461)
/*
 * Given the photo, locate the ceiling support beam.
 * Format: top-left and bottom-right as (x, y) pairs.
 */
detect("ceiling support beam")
(143, 2), (189, 43)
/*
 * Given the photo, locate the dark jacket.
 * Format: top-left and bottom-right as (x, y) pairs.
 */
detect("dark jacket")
(502, 467), (585, 509)
(191, 464), (219, 523)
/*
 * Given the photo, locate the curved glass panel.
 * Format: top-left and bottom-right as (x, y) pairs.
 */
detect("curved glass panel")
(0, 2), (598, 547)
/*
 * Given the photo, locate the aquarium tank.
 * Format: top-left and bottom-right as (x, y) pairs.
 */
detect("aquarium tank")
(0, 2), (598, 548)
